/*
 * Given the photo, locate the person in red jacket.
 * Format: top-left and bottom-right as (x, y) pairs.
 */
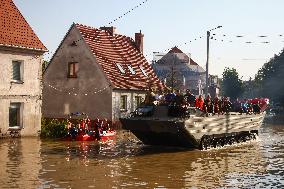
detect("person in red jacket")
(195, 95), (204, 111)
(213, 96), (220, 114)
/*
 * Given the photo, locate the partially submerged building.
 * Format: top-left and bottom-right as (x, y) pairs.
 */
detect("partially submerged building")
(152, 47), (206, 95)
(43, 24), (163, 122)
(0, 0), (47, 136)
(208, 75), (221, 98)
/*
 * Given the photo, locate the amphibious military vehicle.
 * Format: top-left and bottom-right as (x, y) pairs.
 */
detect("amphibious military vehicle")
(120, 105), (266, 150)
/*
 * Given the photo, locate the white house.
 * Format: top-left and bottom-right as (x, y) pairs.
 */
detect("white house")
(0, 0), (47, 136)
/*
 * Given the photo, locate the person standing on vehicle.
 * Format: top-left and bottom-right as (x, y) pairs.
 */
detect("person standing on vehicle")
(184, 89), (196, 107)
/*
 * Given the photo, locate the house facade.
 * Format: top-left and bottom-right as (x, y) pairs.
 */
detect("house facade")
(43, 24), (163, 122)
(0, 0), (47, 136)
(152, 47), (206, 95)
(208, 75), (221, 98)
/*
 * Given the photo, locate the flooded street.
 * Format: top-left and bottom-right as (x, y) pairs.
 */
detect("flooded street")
(0, 123), (284, 189)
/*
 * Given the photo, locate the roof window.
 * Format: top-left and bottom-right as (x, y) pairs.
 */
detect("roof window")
(116, 63), (125, 74)
(140, 66), (148, 77)
(127, 65), (136, 75)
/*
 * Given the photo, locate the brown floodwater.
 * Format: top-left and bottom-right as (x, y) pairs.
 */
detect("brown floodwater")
(0, 122), (284, 189)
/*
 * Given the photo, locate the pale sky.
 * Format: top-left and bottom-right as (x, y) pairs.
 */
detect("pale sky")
(14, 0), (284, 80)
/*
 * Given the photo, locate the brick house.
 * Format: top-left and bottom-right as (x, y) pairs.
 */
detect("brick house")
(0, 0), (47, 136)
(43, 24), (163, 122)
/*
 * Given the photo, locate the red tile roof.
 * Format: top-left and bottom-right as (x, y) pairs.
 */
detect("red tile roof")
(167, 47), (199, 66)
(75, 24), (164, 90)
(168, 46), (183, 53)
(190, 58), (198, 65)
(0, 0), (47, 51)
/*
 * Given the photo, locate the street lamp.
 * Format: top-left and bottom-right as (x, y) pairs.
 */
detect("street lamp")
(205, 26), (222, 96)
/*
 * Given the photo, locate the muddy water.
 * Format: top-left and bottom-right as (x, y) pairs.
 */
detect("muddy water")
(0, 123), (283, 189)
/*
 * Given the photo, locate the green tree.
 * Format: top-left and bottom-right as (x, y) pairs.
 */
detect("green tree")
(221, 67), (244, 100)
(254, 48), (284, 105)
(42, 60), (49, 74)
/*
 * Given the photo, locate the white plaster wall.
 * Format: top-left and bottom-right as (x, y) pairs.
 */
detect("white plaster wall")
(112, 90), (146, 120)
(0, 50), (43, 96)
(0, 48), (43, 136)
(0, 100), (9, 134)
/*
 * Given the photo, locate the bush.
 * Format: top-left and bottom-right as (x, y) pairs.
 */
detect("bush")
(41, 118), (68, 139)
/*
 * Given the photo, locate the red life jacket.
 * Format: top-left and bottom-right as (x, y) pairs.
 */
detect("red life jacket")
(195, 98), (204, 110)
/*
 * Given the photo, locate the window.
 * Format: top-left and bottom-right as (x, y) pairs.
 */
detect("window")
(120, 95), (127, 111)
(9, 103), (22, 127)
(135, 96), (142, 107)
(70, 41), (77, 46)
(127, 65), (136, 74)
(68, 62), (78, 78)
(139, 66), (148, 77)
(12, 60), (23, 82)
(116, 63), (125, 74)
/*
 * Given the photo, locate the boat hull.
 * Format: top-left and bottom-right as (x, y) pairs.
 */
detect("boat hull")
(120, 112), (265, 149)
(64, 131), (116, 142)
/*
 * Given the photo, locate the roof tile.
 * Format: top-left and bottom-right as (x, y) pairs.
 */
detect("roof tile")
(75, 24), (164, 90)
(168, 46), (200, 66)
(0, 0), (47, 51)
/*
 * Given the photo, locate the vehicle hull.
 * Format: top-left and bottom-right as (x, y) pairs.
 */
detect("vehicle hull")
(120, 112), (265, 149)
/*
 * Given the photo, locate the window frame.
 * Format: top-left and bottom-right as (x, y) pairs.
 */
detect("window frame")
(68, 62), (78, 78)
(9, 102), (23, 128)
(116, 63), (126, 74)
(120, 95), (128, 111)
(135, 96), (142, 108)
(127, 65), (136, 75)
(139, 65), (148, 77)
(11, 60), (24, 83)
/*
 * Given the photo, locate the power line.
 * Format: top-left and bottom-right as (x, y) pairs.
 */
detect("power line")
(44, 31), (284, 63)
(107, 0), (150, 26)
(145, 35), (205, 58)
(44, 1), (152, 60)
(208, 33), (284, 44)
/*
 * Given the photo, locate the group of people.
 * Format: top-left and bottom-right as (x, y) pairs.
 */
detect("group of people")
(67, 113), (112, 140)
(232, 98), (263, 114)
(144, 88), (193, 106)
(194, 94), (233, 114)
(144, 88), (263, 116)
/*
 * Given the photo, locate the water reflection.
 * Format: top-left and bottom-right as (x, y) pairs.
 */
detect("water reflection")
(0, 138), (41, 189)
(0, 124), (284, 188)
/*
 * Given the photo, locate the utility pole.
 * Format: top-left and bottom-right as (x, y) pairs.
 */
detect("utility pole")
(171, 65), (174, 93)
(205, 26), (222, 96)
(170, 54), (177, 93)
(205, 30), (210, 96)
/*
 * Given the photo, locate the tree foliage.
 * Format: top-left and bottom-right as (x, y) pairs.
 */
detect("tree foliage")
(221, 67), (244, 99)
(254, 48), (284, 105)
(42, 60), (49, 74)
(41, 118), (68, 139)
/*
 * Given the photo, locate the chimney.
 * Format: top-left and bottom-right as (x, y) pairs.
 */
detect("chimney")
(135, 30), (144, 54)
(100, 26), (116, 36)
